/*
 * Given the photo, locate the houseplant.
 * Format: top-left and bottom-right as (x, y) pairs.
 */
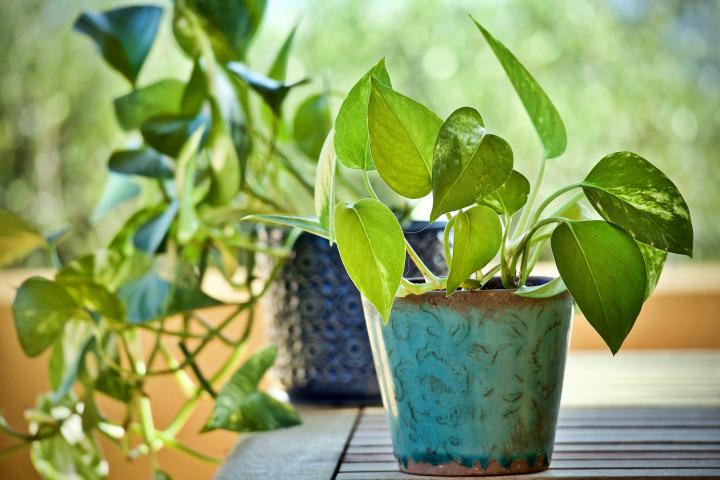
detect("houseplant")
(246, 16), (694, 476)
(0, 1), (329, 477)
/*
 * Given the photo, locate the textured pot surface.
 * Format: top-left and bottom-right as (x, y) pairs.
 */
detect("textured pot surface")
(268, 223), (445, 403)
(363, 279), (573, 476)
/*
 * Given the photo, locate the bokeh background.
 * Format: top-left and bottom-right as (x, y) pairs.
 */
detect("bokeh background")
(1, 1), (719, 479)
(1, 0), (718, 262)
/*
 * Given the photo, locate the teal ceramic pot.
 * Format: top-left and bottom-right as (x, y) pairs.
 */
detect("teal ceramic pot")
(363, 277), (573, 476)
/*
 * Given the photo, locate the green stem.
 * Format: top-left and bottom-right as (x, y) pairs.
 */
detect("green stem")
(527, 182), (581, 231)
(362, 170), (379, 200)
(405, 239), (438, 282)
(443, 214), (455, 266)
(509, 217), (566, 283)
(399, 277), (444, 296)
(179, 342), (217, 398)
(163, 310), (255, 438)
(513, 155), (547, 239)
(161, 436), (222, 464)
(0, 442), (30, 460)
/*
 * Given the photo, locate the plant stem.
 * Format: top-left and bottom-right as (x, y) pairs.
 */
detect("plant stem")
(442, 214), (454, 266)
(399, 277), (444, 296)
(513, 155), (547, 239)
(405, 239), (439, 282)
(509, 217), (566, 283)
(161, 436), (222, 464)
(163, 310), (255, 438)
(548, 190), (585, 218)
(526, 182), (581, 231)
(158, 343), (196, 397)
(0, 442), (30, 460)
(362, 170), (379, 200)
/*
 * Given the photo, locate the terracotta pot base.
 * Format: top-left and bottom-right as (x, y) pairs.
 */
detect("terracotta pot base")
(401, 455), (548, 477)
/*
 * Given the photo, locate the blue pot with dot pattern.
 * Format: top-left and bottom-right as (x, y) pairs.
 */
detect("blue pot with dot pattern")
(268, 222), (446, 403)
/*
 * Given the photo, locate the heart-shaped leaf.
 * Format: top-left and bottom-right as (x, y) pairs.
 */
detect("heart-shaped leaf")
(552, 220), (647, 354)
(314, 131), (336, 242)
(182, 0), (267, 62)
(581, 151), (693, 256)
(133, 202), (179, 254)
(0, 209), (47, 267)
(430, 107), (513, 219)
(334, 198), (406, 321)
(141, 113), (209, 157)
(478, 169), (530, 216)
(637, 242), (667, 300)
(368, 80), (442, 198)
(334, 59), (391, 170)
(447, 205), (502, 294)
(74, 6), (163, 85)
(114, 79), (185, 130)
(109, 148), (175, 179)
(203, 345), (300, 432)
(182, 60), (209, 116)
(12, 278), (83, 357)
(241, 214), (329, 239)
(515, 277), (567, 298)
(294, 93), (332, 160)
(117, 267), (221, 324)
(226, 62), (308, 114)
(267, 24), (298, 81)
(472, 17), (566, 159)
(90, 173), (141, 223)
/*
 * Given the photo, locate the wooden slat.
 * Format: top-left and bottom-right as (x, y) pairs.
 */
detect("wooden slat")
(335, 469), (720, 479)
(343, 451), (720, 462)
(214, 407), (359, 480)
(339, 459), (720, 472)
(337, 407), (720, 479)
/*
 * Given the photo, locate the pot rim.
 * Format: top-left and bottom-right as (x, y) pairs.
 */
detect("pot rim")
(403, 276), (559, 294)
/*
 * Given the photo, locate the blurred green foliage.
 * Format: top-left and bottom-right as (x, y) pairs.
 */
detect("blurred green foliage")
(2, 0), (718, 259)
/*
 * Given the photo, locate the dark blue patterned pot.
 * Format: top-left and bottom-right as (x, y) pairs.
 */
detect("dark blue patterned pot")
(268, 222), (446, 404)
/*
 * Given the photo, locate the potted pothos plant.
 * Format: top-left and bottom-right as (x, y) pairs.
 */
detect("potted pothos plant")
(0, 1), (330, 478)
(247, 16), (694, 477)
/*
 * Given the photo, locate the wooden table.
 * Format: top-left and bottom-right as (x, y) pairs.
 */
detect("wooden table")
(215, 352), (720, 479)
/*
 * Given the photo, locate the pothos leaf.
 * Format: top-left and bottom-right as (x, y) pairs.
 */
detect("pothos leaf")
(267, 24), (298, 81)
(430, 107), (513, 219)
(293, 93), (332, 160)
(12, 277), (84, 357)
(471, 16), (566, 159)
(334, 59), (391, 170)
(478, 170), (530, 217)
(334, 199), (406, 321)
(203, 345), (300, 432)
(0, 209), (47, 267)
(581, 151), (693, 256)
(240, 214), (329, 239)
(446, 205), (502, 294)
(314, 131), (336, 243)
(637, 242), (667, 300)
(368, 79), (442, 198)
(552, 221), (646, 354)
(514, 277), (568, 299)
(74, 6), (163, 85)
(113, 79), (185, 130)
(226, 62), (308, 114)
